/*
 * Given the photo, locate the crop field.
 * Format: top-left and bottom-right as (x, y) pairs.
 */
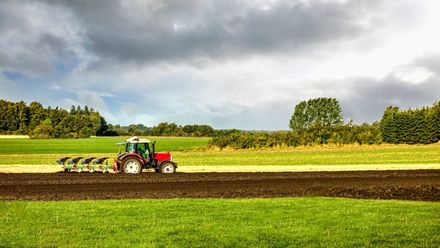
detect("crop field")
(176, 144), (440, 166)
(1, 137), (439, 247)
(0, 138), (440, 168)
(0, 136), (209, 154)
(0, 197), (439, 247)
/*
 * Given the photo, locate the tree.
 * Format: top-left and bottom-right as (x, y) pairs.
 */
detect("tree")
(380, 106), (400, 144)
(31, 118), (54, 138)
(289, 98), (343, 131)
(380, 102), (440, 144)
(182, 124), (214, 137)
(152, 122), (182, 136)
(84, 106), (90, 115)
(0, 99), (109, 138)
(430, 102), (440, 143)
(70, 105), (76, 115)
(28, 102), (47, 132)
(16, 101), (29, 133)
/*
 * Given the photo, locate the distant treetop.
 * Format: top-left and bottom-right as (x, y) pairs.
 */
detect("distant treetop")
(289, 97), (343, 131)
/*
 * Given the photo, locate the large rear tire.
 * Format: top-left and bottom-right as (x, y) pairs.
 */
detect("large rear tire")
(160, 162), (176, 174)
(121, 158), (142, 174)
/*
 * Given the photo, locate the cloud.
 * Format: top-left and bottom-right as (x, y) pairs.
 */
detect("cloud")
(414, 53), (440, 75)
(310, 57), (440, 123)
(62, 89), (119, 122)
(0, 1), (90, 77)
(1, 0), (439, 130)
(53, 51), (440, 129)
(47, 0), (386, 66)
(48, 82), (61, 90)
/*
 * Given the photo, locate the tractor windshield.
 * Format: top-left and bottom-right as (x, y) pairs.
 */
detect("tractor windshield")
(127, 143), (136, 153)
(125, 142), (150, 158)
(137, 143), (150, 158)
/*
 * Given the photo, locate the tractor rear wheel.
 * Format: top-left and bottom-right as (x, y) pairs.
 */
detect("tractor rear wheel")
(121, 158), (142, 174)
(160, 162), (176, 174)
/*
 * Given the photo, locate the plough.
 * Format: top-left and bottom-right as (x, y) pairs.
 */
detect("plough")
(57, 156), (112, 173)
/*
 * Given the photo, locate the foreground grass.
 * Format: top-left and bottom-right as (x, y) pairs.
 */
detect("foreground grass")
(0, 197), (439, 247)
(1, 143), (439, 166)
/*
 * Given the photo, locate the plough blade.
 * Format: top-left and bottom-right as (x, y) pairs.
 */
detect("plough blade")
(57, 156), (113, 173)
(56, 157), (71, 165)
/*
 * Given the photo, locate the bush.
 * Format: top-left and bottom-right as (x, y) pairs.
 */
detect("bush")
(380, 102), (440, 144)
(208, 123), (382, 149)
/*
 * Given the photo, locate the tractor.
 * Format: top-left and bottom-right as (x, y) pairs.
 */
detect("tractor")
(112, 136), (177, 174)
(57, 136), (177, 174)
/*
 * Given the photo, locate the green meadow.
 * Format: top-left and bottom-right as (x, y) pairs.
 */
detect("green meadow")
(0, 136), (209, 154)
(0, 138), (440, 166)
(1, 138), (439, 247)
(0, 197), (438, 247)
(176, 144), (440, 166)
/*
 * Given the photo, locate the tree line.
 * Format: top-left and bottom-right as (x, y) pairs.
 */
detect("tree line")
(0, 99), (215, 138)
(208, 98), (440, 148)
(380, 102), (440, 144)
(107, 122), (215, 137)
(209, 122), (381, 149)
(2, 98), (439, 145)
(0, 100), (108, 138)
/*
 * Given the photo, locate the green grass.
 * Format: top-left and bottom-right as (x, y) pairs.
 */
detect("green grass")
(176, 145), (440, 165)
(1, 143), (439, 166)
(0, 197), (439, 247)
(0, 136), (209, 154)
(0, 138), (439, 166)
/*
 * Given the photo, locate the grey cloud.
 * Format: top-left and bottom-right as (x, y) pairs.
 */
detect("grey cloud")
(414, 53), (440, 75)
(245, 74), (440, 129)
(47, 0), (386, 65)
(0, 1), (85, 77)
(2, 0), (437, 131)
(209, 102), (294, 130)
(281, 53), (440, 125)
(336, 75), (440, 123)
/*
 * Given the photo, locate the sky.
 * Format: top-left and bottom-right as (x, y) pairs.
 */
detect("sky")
(1, 0), (440, 130)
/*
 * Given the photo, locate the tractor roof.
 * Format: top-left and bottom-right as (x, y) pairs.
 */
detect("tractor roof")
(116, 136), (151, 145)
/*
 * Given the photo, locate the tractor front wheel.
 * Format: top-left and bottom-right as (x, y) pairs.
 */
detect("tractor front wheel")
(160, 162), (176, 174)
(121, 158), (143, 174)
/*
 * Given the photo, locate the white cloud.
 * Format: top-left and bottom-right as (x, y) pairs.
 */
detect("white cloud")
(48, 82), (61, 90)
(394, 67), (433, 84)
(1, 0), (440, 130)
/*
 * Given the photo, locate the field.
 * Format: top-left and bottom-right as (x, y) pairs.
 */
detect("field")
(1, 137), (440, 247)
(1, 197), (439, 247)
(0, 136), (209, 154)
(1, 170), (439, 201)
(1, 138), (440, 169)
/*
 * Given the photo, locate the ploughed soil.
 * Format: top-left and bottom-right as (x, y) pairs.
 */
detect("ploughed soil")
(0, 170), (439, 201)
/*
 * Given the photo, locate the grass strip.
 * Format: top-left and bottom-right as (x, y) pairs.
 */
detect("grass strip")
(0, 197), (439, 247)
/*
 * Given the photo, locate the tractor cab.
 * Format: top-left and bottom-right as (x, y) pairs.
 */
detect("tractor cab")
(114, 136), (176, 174)
(122, 138), (151, 159)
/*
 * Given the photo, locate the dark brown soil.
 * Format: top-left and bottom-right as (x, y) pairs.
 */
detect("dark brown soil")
(0, 170), (439, 201)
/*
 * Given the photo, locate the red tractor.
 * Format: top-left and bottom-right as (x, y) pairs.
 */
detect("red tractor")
(113, 136), (177, 174)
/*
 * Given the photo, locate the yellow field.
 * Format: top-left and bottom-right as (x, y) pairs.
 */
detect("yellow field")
(1, 164), (439, 173)
(0, 135), (29, 139)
